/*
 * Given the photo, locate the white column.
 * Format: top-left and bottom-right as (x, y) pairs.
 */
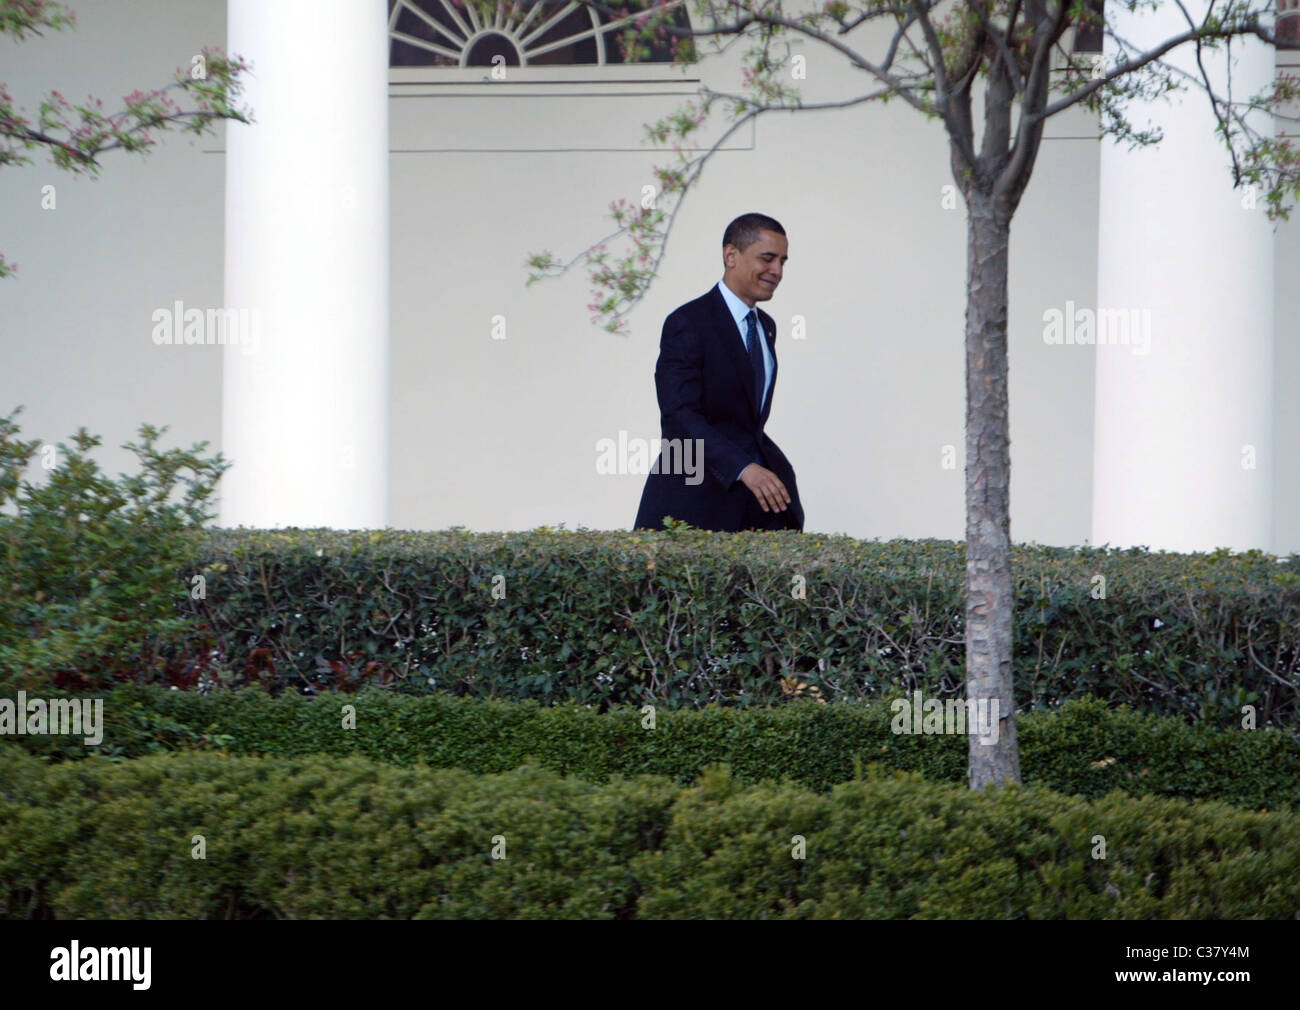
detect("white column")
(1093, 2), (1274, 552)
(222, 0), (389, 528)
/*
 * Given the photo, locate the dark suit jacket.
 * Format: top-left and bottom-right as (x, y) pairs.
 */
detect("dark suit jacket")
(634, 284), (804, 532)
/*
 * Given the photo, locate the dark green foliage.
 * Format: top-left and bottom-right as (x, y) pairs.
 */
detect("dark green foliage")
(168, 527), (1300, 728)
(7, 686), (1297, 810)
(2, 749), (1296, 920)
(6, 427), (1297, 730)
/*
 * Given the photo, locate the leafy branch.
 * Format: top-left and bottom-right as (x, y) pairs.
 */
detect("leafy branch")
(525, 0), (1300, 328)
(0, 0), (253, 278)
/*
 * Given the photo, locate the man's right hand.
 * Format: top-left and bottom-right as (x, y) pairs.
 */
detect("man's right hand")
(739, 463), (790, 513)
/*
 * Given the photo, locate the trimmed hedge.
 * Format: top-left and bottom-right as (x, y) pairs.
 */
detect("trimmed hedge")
(165, 528), (1300, 727)
(2, 749), (1297, 919)
(7, 686), (1298, 810)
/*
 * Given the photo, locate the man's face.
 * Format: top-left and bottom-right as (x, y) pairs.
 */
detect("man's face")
(723, 229), (788, 306)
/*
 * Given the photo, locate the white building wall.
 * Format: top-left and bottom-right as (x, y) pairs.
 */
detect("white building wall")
(1, 0), (1296, 551)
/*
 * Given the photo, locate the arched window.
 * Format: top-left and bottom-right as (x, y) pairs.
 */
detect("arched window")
(388, 0), (692, 68)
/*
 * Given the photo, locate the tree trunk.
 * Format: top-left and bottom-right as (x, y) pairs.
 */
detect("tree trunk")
(963, 187), (1020, 788)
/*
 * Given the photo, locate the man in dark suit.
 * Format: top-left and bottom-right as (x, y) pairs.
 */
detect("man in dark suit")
(634, 212), (804, 532)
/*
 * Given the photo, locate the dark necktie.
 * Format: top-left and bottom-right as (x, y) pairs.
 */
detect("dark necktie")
(745, 309), (765, 410)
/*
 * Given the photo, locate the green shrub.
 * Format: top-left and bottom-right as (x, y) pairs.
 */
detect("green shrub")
(170, 526), (1300, 728)
(6, 427), (1298, 730)
(6, 687), (1297, 810)
(2, 749), (1296, 919)
(632, 766), (1300, 919)
(0, 748), (678, 919)
(0, 408), (228, 693)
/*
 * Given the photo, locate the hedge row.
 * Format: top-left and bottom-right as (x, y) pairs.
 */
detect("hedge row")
(8, 686), (1297, 809)
(157, 528), (1300, 726)
(2, 748), (1297, 919)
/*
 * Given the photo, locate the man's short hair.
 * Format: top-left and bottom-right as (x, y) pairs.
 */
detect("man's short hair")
(723, 213), (785, 253)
